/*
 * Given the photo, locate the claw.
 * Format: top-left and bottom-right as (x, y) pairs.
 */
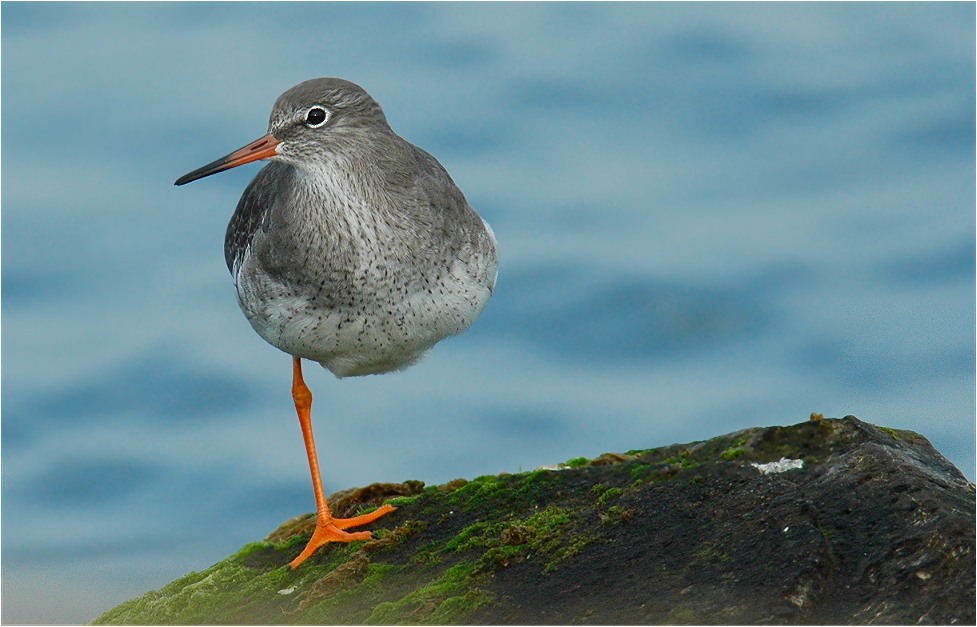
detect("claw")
(289, 504), (397, 569)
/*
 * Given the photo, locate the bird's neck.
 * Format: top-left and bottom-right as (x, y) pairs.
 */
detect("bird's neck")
(283, 157), (400, 254)
(298, 150), (389, 208)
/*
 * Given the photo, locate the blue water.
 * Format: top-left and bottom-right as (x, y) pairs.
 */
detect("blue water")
(2, 3), (974, 623)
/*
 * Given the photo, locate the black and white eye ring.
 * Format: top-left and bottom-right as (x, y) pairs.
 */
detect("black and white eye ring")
(305, 106), (330, 128)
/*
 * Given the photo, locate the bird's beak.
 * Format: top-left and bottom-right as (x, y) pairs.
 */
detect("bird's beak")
(175, 133), (281, 186)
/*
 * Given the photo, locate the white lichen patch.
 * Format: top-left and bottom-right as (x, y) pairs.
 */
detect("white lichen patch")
(535, 463), (571, 471)
(752, 458), (804, 474)
(277, 586), (296, 595)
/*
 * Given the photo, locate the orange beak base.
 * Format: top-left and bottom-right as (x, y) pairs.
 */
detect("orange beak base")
(175, 133), (281, 186)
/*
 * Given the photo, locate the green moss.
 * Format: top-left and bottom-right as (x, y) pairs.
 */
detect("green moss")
(440, 506), (575, 576)
(445, 520), (507, 553)
(232, 541), (275, 558)
(362, 561), (400, 583)
(660, 455), (700, 470)
(644, 448), (703, 478)
(599, 505), (633, 525)
(366, 562), (479, 624)
(386, 494), (422, 507)
(531, 507), (570, 530)
(525, 506), (571, 532)
(720, 446), (746, 461)
(877, 426), (907, 441)
(426, 503), (577, 579)
(428, 589), (493, 623)
(445, 467), (574, 517)
(94, 546), (321, 625)
(447, 474), (509, 511)
(476, 544), (525, 572)
(630, 463), (651, 481)
(559, 536), (592, 561)
(597, 487), (623, 505)
(526, 468), (551, 483)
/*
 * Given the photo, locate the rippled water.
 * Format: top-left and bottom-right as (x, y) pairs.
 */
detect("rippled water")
(3, 3), (974, 623)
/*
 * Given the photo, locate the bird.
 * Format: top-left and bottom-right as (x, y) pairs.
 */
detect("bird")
(175, 78), (499, 569)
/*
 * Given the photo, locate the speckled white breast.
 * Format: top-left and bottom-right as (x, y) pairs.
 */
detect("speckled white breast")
(233, 226), (496, 378)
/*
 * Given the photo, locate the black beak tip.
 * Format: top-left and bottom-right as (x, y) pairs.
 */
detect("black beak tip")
(174, 158), (233, 187)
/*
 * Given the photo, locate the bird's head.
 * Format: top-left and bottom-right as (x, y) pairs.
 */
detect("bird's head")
(175, 77), (390, 186)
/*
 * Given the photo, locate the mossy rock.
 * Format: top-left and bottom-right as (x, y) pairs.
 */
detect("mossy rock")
(93, 415), (975, 625)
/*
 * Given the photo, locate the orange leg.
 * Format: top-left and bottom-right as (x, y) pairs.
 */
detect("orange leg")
(288, 356), (395, 569)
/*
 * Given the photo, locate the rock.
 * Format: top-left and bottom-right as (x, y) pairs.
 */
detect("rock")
(92, 416), (975, 625)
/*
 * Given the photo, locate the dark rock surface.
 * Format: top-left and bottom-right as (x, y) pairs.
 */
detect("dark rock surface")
(93, 416), (975, 625)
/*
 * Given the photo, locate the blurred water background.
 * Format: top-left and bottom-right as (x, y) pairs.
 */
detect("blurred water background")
(2, 2), (974, 623)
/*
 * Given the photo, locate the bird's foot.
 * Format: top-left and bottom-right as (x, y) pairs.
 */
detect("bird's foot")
(289, 504), (396, 569)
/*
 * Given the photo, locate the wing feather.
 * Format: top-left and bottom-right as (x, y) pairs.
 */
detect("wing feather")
(223, 162), (296, 274)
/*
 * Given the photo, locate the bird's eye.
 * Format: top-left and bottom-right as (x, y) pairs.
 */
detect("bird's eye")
(305, 106), (329, 128)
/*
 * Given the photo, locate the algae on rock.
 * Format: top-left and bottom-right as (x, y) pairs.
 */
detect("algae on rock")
(93, 416), (976, 625)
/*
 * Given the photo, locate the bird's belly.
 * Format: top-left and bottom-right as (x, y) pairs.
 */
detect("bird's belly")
(234, 263), (491, 378)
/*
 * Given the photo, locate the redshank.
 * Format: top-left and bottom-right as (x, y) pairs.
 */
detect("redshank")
(175, 78), (499, 569)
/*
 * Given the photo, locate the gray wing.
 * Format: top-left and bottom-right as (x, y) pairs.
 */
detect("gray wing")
(224, 162), (296, 274)
(404, 143), (499, 292)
